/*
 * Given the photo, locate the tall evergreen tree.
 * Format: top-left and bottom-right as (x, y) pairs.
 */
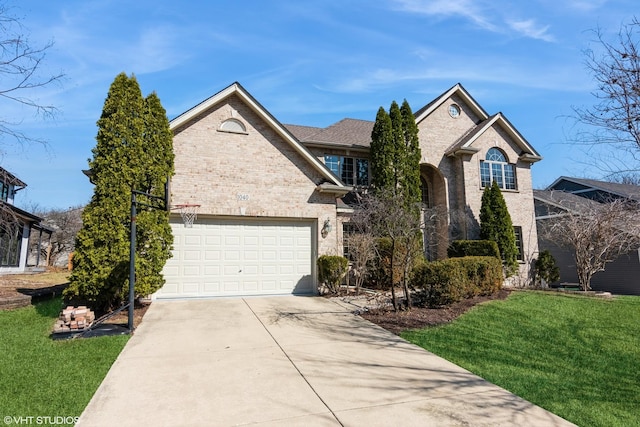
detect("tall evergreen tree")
(370, 100), (422, 209)
(134, 92), (174, 297)
(369, 100), (423, 307)
(400, 99), (422, 209)
(479, 185), (496, 242)
(370, 107), (394, 190)
(479, 181), (518, 275)
(65, 73), (174, 310)
(388, 101), (404, 193)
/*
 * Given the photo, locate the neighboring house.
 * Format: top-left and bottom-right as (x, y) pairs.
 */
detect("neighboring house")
(155, 82), (542, 299)
(534, 177), (640, 295)
(0, 167), (51, 273)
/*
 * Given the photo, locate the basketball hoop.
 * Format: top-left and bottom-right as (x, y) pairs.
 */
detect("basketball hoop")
(173, 204), (200, 228)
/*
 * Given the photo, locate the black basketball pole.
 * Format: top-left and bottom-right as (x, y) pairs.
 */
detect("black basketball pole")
(128, 180), (169, 333)
(128, 191), (137, 332)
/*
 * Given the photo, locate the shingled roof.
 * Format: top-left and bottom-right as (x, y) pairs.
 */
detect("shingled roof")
(286, 118), (373, 148)
(284, 124), (323, 141)
(548, 177), (640, 202)
(533, 189), (602, 214)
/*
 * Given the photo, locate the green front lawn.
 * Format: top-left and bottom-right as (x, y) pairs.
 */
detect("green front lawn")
(0, 298), (128, 418)
(401, 291), (640, 427)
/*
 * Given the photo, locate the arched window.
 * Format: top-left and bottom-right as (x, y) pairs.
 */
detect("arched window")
(219, 118), (246, 133)
(480, 148), (516, 190)
(420, 176), (431, 208)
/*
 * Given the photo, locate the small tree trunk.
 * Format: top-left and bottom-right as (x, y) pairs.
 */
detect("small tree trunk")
(390, 239), (398, 311)
(402, 268), (412, 310)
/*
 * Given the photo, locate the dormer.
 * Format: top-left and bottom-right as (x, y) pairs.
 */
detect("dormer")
(0, 167), (27, 205)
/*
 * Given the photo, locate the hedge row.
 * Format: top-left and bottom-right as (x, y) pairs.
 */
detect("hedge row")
(410, 256), (503, 307)
(447, 240), (500, 258)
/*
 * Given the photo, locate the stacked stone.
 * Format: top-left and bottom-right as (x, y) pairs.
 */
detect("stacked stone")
(54, 306), (95, 333)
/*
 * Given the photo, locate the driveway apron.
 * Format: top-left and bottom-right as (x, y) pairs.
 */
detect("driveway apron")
(77, 296), (575, 427)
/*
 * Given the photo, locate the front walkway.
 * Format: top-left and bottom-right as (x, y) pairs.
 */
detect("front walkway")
(77, 296), (575, 426)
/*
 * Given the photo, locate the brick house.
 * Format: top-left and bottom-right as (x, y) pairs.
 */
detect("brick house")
(155, 82), (541, 298)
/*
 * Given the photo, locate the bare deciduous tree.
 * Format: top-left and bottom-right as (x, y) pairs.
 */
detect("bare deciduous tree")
(572, 17), (640, 176)
(29, 205), (83, 267)
(344, 228), (376, 295)
(350, 190), (422, 310)
(0, 4), (64, 148)
(539, 195), (640, 291)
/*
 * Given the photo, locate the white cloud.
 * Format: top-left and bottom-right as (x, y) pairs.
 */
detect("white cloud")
(565, 0), (609, 12)
(320, 55), (590, 95)
(391, 0), (557, 42)
(391, 0), (498, 31)
(508, 19), (555, 42)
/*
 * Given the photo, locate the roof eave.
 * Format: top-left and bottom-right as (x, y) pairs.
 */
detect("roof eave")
(301, 141), (370, 152)
(446, 147), (480, 157)
(519, 153), (543, 163)
(316, 183), (353, 195)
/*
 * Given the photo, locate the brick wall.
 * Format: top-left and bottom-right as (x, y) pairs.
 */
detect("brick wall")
(171, 94), (340, 256)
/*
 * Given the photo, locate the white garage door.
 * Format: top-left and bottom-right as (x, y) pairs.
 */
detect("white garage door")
(156, 217), (315, 298)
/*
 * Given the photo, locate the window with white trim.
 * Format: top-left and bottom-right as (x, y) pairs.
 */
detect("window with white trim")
(480, 148), (517, 190)
(324, 155), (369, 186)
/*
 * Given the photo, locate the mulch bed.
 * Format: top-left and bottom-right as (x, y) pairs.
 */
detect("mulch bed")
(361, 289), (511, 335)
(100, 302), (151, 329)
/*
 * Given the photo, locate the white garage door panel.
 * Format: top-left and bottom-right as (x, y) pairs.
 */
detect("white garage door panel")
(157, 218), (315, 298)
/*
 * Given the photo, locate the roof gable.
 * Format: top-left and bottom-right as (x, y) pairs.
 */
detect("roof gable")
(444, 112), (542, 162)
(0, 166), (26, 189)
(414, 83), (489, 124)
(171, 82), (345, 188)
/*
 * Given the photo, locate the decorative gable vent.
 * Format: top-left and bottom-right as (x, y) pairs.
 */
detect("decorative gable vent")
(219, 118), (247, 134)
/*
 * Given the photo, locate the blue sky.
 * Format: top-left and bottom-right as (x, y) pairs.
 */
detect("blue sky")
(1, 0), (637, 209)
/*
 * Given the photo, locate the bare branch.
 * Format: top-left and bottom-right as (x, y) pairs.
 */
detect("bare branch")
(0, 4), (64, 149)
(538, 194), (640, 290)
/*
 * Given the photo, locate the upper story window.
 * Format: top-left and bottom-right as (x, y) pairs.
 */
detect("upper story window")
(324, 155), (369, 186)
(0, 181), (10, 202)
(219, 118), (247, 134)
(480, 148), (516, 190)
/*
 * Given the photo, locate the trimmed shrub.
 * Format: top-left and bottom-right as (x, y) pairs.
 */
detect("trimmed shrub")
(533, 250), (560, 288)
(448, 240), (500, 259)
(317, 255), (349, 294)
(410, 256), (503, 307)
(368, 237), (424, 290)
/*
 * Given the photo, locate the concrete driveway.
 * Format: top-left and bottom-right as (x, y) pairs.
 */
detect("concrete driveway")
(77, 296), (575, 426)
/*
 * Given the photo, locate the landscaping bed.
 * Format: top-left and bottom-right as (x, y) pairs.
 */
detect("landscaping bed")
(359, 288), (511, 334)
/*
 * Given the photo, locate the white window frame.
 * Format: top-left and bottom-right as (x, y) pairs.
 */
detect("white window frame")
(480, 148), (517, 190)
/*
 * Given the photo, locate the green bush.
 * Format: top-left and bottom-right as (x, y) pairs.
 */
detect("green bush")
(410, 256), (503, 307)
(317, 255), (349, 294)
(447, 240), (501, 259)
(533, 250), (560, 288)
(367, 237), (424, 291)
